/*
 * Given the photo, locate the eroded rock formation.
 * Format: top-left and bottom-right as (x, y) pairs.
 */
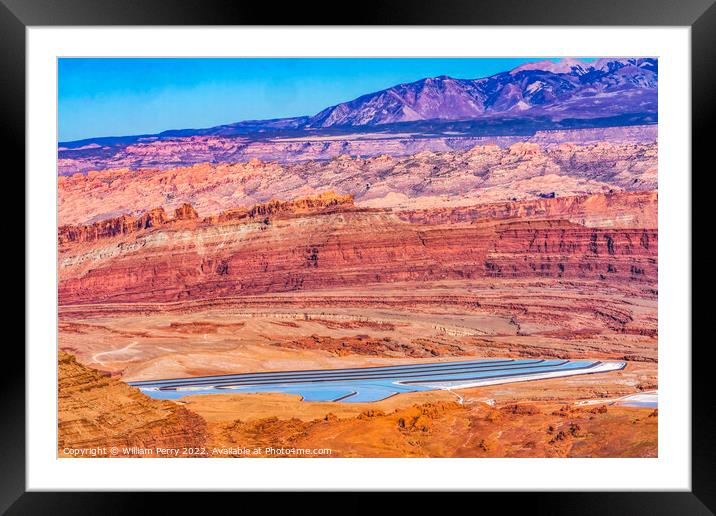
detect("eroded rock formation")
(58, 191), (354, 245)
(58, 140), (656, 225)
(57, 123), (658, 176)
(58, 352), (208, 456)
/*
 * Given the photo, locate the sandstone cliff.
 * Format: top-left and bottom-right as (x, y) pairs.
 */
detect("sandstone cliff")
(485, 221), (657, 283)
(58, 352), (208, 456)
(57, 207), (170, 245)
(58, 191), (656, 305)
(399, 191), (657, 229)
(205, 191), (353, 224)
(58, 191), (353, 245)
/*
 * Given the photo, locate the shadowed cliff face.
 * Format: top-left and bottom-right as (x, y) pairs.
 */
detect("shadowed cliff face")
(58, 352), (208, 456)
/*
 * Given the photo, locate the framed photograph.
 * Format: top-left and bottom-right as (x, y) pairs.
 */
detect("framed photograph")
(6, 0), (713, 509)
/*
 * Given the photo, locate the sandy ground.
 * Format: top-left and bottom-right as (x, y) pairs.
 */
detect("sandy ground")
(191, 363), (658, 458)
(59, 279), (657, 383)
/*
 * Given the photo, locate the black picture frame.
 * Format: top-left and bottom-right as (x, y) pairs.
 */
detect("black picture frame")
(4, 0), (712, 511)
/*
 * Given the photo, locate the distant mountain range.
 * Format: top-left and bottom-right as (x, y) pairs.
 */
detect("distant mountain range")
(306, 58), (657, 128)
(59, 58), (657, 149)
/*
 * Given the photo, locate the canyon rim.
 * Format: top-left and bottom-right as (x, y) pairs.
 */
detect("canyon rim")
(57, 57), (658, 458)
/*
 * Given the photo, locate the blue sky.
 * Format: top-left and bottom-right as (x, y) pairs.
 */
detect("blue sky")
(59, 57), (579, 142)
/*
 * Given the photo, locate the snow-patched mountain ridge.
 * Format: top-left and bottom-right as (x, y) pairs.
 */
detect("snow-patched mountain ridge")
(306, 58), (657, 128)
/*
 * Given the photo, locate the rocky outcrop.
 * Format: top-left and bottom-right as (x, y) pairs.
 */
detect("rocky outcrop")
(137, 207), (169, 228)
(58, 214), (139, 245)
(207, 397), (657, 458)
(58, 207), (171, 245)
(206, 191), (353, 224)
(174, 202), (198, 220)
(58, 192), (354, 245)
(58, 352), (208, 456)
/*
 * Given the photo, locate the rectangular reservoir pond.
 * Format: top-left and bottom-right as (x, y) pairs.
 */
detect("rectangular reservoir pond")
(130, 358), (626, 403)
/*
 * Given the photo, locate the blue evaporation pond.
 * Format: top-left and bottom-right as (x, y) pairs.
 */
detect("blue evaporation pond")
(140, 381), (427, 402)
(616, 401), (658, 408)
(135, 359), (600, 403)
(128, 358), (524, 389)
(407, 360), (596, 386)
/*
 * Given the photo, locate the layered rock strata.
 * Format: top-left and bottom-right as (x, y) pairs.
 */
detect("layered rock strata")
(58, 191), (656, 305)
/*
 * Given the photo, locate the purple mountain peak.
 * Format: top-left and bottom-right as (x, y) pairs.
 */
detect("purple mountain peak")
(305, 58), (657, 128)
(511, 58), (590, 75)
